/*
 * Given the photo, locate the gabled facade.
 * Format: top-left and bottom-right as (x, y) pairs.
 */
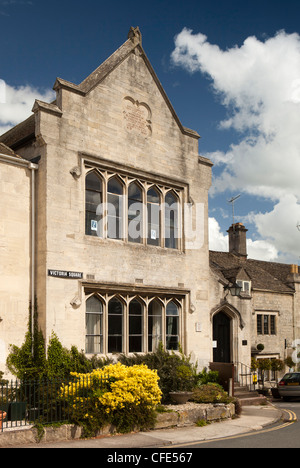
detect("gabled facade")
(0, 28), (213, 377)
(1, 28), (298, 381)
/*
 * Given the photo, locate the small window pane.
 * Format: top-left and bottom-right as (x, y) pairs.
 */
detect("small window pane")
(270, 316), (276, 335)
(166, 301), (179, 316)
(107, 177), (123, 240)
(85, 296), (103, 354)
(85, 172), (102, 237)
(128, 183), (143, 244)
(147, 187), (160, 204)
(257, 315), (262, 335)
(264, 315), (269, 335)
(86, 172), (102, 192)
(108, 298), (123, 353)
(148, 300), (162, 352)
(165, 192), (179, 249)
(129, 299), (143, 352)
(147, 188), (160, 246)
(128, 182), (142, 201)
(108, 177), (123, 195)
(166, 302), (179, 350)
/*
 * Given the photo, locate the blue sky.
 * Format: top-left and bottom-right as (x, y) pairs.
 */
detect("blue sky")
(1, 0), (300, 262)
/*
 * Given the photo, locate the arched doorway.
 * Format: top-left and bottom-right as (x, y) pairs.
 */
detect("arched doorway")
(213, 312), (231, 363)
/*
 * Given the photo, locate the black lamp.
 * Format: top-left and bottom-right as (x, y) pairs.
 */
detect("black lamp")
(229, 282), (242, 297)
(224, 282), (242, 298)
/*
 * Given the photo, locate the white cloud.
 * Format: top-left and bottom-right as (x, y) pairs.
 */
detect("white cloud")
(208, 217), (228, 252)
(247, 238), (278, 262)
(172, 29), (300, 199)
(173, 29), (300, 262)
(0, 81), (54, 135)
(209, 217), (279, 261)
(253, 195), (300, 262)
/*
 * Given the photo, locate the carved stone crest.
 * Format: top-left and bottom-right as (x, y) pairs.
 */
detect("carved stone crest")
(123, 96), (152, 137)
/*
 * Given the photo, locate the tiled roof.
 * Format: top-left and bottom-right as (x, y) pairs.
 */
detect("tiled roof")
(0, 114), (35, 149)
(210, 250), (294, 293)
(0, 142), (23, 159)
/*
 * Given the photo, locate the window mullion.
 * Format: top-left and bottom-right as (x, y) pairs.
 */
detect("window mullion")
(103, 175), (108, 239)
(103, 295), (108, 354)
(162, 302), (166, 349)
(124, 300), (128, 354)
(124, 182), (128, 242)
(145, 298), (149, 351)
(161, 189), (165, 248)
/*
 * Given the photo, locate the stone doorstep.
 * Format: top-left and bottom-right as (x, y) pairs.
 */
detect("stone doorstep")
(238, 396), (267, 407)
(0, 403), (235, 447)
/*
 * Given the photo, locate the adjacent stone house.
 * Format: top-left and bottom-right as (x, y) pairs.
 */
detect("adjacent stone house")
(0, 28), (299, 380)
(210, 222), (300, 379)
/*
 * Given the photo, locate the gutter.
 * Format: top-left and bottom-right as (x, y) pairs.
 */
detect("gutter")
(0, 153), (38, 351)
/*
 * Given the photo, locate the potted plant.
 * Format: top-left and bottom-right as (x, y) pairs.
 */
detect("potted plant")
(256, 344), (265, 352)
(169, 364), (194, 404)
(256, 358), (271, 396)
(285, 356), (296, 371)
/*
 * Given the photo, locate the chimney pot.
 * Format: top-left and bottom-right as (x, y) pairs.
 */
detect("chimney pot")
(227, 223), (248, 257)
(291, 264), (299, 274)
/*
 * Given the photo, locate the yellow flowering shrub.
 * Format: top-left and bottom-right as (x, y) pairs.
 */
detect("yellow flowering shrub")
(101, 363), (161, 411)
(61, 363), (162, 435)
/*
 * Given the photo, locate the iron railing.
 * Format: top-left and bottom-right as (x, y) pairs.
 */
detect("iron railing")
(0, 376), (110, 432)
(234, 362), (257, 391)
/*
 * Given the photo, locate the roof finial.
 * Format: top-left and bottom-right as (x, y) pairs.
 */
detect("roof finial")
(128, 26), (142, 46)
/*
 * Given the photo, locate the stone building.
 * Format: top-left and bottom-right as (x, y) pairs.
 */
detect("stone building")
(0, 143), (38, 374)
(0, 27), (213, 377)
(210, 222), (300, 380)
(0, 27), (299, 380)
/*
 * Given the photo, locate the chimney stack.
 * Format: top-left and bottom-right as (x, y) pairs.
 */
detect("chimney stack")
(290, 264), (299, 274)
(227, 223), (248, 257)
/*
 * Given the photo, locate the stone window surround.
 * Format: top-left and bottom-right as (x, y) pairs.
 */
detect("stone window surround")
(84, 289), (187, 356)
(74, 153), (191, 251)
(236, 280), (251, 294)
(256, 311), (278, 336)
(84, 165), (183, 249)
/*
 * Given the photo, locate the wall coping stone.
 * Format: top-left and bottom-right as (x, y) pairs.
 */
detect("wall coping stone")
(0, 403), (235, 447)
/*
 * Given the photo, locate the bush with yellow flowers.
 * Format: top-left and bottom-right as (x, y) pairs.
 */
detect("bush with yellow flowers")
(61, 363), (162, 436)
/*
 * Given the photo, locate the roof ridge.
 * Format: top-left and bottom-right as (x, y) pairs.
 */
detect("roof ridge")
(75, 27), (200, 140)
(78, 27), (141, 94)
(209, 249), (294, 293)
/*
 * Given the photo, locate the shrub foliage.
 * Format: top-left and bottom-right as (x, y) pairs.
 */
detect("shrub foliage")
(5, 304), (226, 435)
(61, 363), (162, 435)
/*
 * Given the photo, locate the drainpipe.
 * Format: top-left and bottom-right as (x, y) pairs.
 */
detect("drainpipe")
(0, 153), (38, 353)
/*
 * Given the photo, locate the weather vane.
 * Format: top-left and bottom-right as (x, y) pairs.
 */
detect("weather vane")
(228, 194), (241, 224)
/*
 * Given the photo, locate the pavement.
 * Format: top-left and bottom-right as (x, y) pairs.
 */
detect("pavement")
(15, 403), (285, 448)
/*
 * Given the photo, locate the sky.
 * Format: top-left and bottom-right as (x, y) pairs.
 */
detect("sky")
(1, 0), (300, 263)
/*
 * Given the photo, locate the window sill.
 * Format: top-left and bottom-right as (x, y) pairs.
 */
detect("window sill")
(83, 234), (184, 254)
